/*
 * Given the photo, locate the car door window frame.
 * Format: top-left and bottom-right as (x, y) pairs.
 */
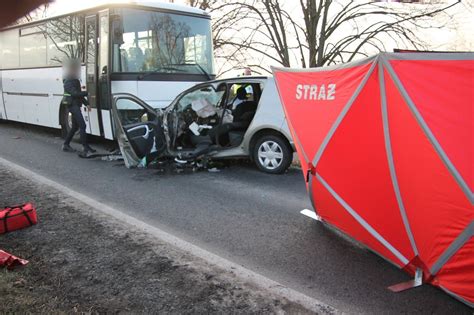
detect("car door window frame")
(115, 96), (157, 127)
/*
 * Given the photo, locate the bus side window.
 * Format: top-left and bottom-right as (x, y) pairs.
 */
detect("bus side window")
(46, 15), (85, 66)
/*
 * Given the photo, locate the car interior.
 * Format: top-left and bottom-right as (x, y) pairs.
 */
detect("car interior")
(170, 82), (262, 159)
(115, 97), (165, 159)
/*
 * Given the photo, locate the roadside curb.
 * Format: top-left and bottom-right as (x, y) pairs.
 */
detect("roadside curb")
(0, 156), (338, 314)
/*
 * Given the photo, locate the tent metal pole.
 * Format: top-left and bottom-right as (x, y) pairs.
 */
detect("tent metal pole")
(388, 268), (423, 292)
(378, 55), (419, 257)
(382, 58), (473, 204)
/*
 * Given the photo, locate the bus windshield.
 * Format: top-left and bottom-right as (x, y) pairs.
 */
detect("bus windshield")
(112, 8), (214, 76)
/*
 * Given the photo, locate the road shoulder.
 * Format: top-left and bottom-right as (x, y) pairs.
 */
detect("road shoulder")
(0, 158), (335, 314)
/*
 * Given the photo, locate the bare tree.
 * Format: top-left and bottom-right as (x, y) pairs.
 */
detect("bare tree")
(12, 4), (84, 64)
(186, 0), (260, 75)
(187, 0), (218, 10)
(1, 0), (50, 27)
(12, 2), (49, 25)
(299, 0), (461, 67)
(187, 0), (461, 73)
(44, 15), (85, 63)
(149, 14), (191, 67)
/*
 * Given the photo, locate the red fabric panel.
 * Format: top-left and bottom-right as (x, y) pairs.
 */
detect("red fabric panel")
(286, 117), (311, 181)
(273, 62), (372, 176)
(312, 177), (404, 266)
(434, 238), (474, 305)
(390, 60), (474, 192)
(385, 69), (473, 271)
(315, 67), (414, 265)
(0, 250), (29, 270)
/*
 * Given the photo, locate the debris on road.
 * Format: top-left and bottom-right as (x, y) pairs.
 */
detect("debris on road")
(208, 167), (220, 173)
(78, 148), (123, 160)
(100, 154), (124, 162)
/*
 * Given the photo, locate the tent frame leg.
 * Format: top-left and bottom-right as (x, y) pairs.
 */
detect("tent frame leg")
(388, 268), (423, 292)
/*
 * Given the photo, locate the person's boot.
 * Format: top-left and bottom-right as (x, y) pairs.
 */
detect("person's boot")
(62, 144), (75, 152)
(83, 145), (96, 153)
(79, 147), (94, 158)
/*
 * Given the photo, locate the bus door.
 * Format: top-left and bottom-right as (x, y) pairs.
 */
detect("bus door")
(85, 15), (99, 136)
(85, 10), (113, 139)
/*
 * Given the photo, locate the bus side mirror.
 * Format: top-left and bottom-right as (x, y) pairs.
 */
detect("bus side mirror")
(102, 66), (108, 75)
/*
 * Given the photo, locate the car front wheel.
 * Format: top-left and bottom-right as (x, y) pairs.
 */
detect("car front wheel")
(253, 135), (292, 174)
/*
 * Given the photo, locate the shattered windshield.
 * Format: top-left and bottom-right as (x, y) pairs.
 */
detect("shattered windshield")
(112, 8), (215, 75)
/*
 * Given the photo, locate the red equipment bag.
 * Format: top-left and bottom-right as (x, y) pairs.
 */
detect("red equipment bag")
(0, 203), (37, 234)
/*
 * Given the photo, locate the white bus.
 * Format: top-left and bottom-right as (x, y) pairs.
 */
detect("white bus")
(0, 1), (215, 139)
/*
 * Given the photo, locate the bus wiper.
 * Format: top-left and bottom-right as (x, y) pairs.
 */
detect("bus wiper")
(169, 63), (213, 81)
(138, 67), (187, 80)
(193, 63), (212, 81)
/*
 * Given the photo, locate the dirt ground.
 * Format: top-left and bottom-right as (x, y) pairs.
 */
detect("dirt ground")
(0, 164), (319, 314)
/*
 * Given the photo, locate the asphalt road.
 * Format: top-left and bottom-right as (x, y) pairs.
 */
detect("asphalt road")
(0, 121), (471, 314)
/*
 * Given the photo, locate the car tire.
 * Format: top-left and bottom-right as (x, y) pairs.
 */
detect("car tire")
(253, 134), (292, 174)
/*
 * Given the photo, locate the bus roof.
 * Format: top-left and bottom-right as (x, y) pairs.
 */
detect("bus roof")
(2, 0), (209, 30)
(78, 1), (209, 17)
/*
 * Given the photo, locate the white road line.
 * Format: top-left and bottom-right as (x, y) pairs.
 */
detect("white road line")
(0, 156), (337, 314)
(301, 209), (322, 221)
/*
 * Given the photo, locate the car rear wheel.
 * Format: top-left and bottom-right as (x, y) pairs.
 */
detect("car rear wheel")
(253, 135), (292, 174)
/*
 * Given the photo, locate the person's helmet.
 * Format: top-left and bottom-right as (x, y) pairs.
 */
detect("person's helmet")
(236, 86), (247, 100)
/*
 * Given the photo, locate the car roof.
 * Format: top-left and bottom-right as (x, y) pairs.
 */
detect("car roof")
(196, 76), (269, 88)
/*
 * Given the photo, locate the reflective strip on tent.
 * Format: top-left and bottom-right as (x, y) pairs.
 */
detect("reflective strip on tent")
(273, 52), (474, 306)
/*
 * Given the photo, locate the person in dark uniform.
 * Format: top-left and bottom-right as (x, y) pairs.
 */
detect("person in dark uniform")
(61, 59), (96, 155)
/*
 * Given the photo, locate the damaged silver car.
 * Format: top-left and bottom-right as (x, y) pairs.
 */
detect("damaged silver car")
(111, 77), (294, 174)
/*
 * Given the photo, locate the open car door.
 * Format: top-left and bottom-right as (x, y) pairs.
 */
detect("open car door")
(111, 93), (166, 168)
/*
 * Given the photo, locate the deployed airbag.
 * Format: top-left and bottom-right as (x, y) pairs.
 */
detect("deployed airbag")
(191, 99), (217, 118)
